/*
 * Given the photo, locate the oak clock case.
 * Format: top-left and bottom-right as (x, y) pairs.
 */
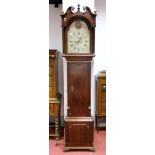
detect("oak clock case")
(61, 6), (96, 151)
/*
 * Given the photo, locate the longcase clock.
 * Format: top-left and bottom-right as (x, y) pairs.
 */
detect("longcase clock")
(61, 5), (96, 151)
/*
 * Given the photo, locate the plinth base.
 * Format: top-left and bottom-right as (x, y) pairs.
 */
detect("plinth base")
(64, 117), (95, 152)
(64, 146), (95, 152)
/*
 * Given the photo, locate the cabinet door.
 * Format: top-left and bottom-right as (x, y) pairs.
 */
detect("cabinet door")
(49, 86), (55, 98)
(97, 78), (106, 116)
(101, 85), (106, 115)
(49, 103), (59, 116)
(68, 62), (91, 117)
(65, 121), (93, 147)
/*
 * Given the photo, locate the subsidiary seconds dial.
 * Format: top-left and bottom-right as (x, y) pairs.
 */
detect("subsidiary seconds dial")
(67, 20), (90, 53)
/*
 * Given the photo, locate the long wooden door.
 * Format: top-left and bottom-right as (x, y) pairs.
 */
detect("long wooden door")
(68, 62), (91, 117)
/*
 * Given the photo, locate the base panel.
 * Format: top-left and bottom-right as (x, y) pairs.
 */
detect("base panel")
(64, 117), (95, 151)
(64, 146), (95, 152)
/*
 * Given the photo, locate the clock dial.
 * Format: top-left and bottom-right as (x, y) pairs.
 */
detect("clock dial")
(67, 20), (90, 53)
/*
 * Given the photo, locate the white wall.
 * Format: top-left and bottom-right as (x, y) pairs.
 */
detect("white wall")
(63, 0), (94, 13)
(95, 0), (106, 74)
(49, 0), (106, 120)
(49, 5), (62, 51)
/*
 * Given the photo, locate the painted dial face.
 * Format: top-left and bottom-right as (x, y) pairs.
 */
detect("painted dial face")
(67, 20), (90, 53)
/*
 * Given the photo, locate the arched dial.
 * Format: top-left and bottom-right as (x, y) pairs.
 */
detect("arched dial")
(67, 20), (90, 53)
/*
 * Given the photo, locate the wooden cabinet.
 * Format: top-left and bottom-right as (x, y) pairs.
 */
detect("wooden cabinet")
(49, 49), (60, 118)
(96, 71), (106, 132)
(49, 49), (60, 142)
(49, 49), (59, 99)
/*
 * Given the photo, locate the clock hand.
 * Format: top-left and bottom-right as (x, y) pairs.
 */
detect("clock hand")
(78, 37), (83, 44)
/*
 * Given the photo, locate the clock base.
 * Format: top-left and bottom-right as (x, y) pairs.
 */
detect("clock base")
(63, 146), (96, 152)
(64, 117), (95, 152)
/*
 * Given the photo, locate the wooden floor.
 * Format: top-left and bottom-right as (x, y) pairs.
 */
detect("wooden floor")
(49, 129), (106, 155)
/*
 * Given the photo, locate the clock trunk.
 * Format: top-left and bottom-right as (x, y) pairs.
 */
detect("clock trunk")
(68, 62), (91, 117)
